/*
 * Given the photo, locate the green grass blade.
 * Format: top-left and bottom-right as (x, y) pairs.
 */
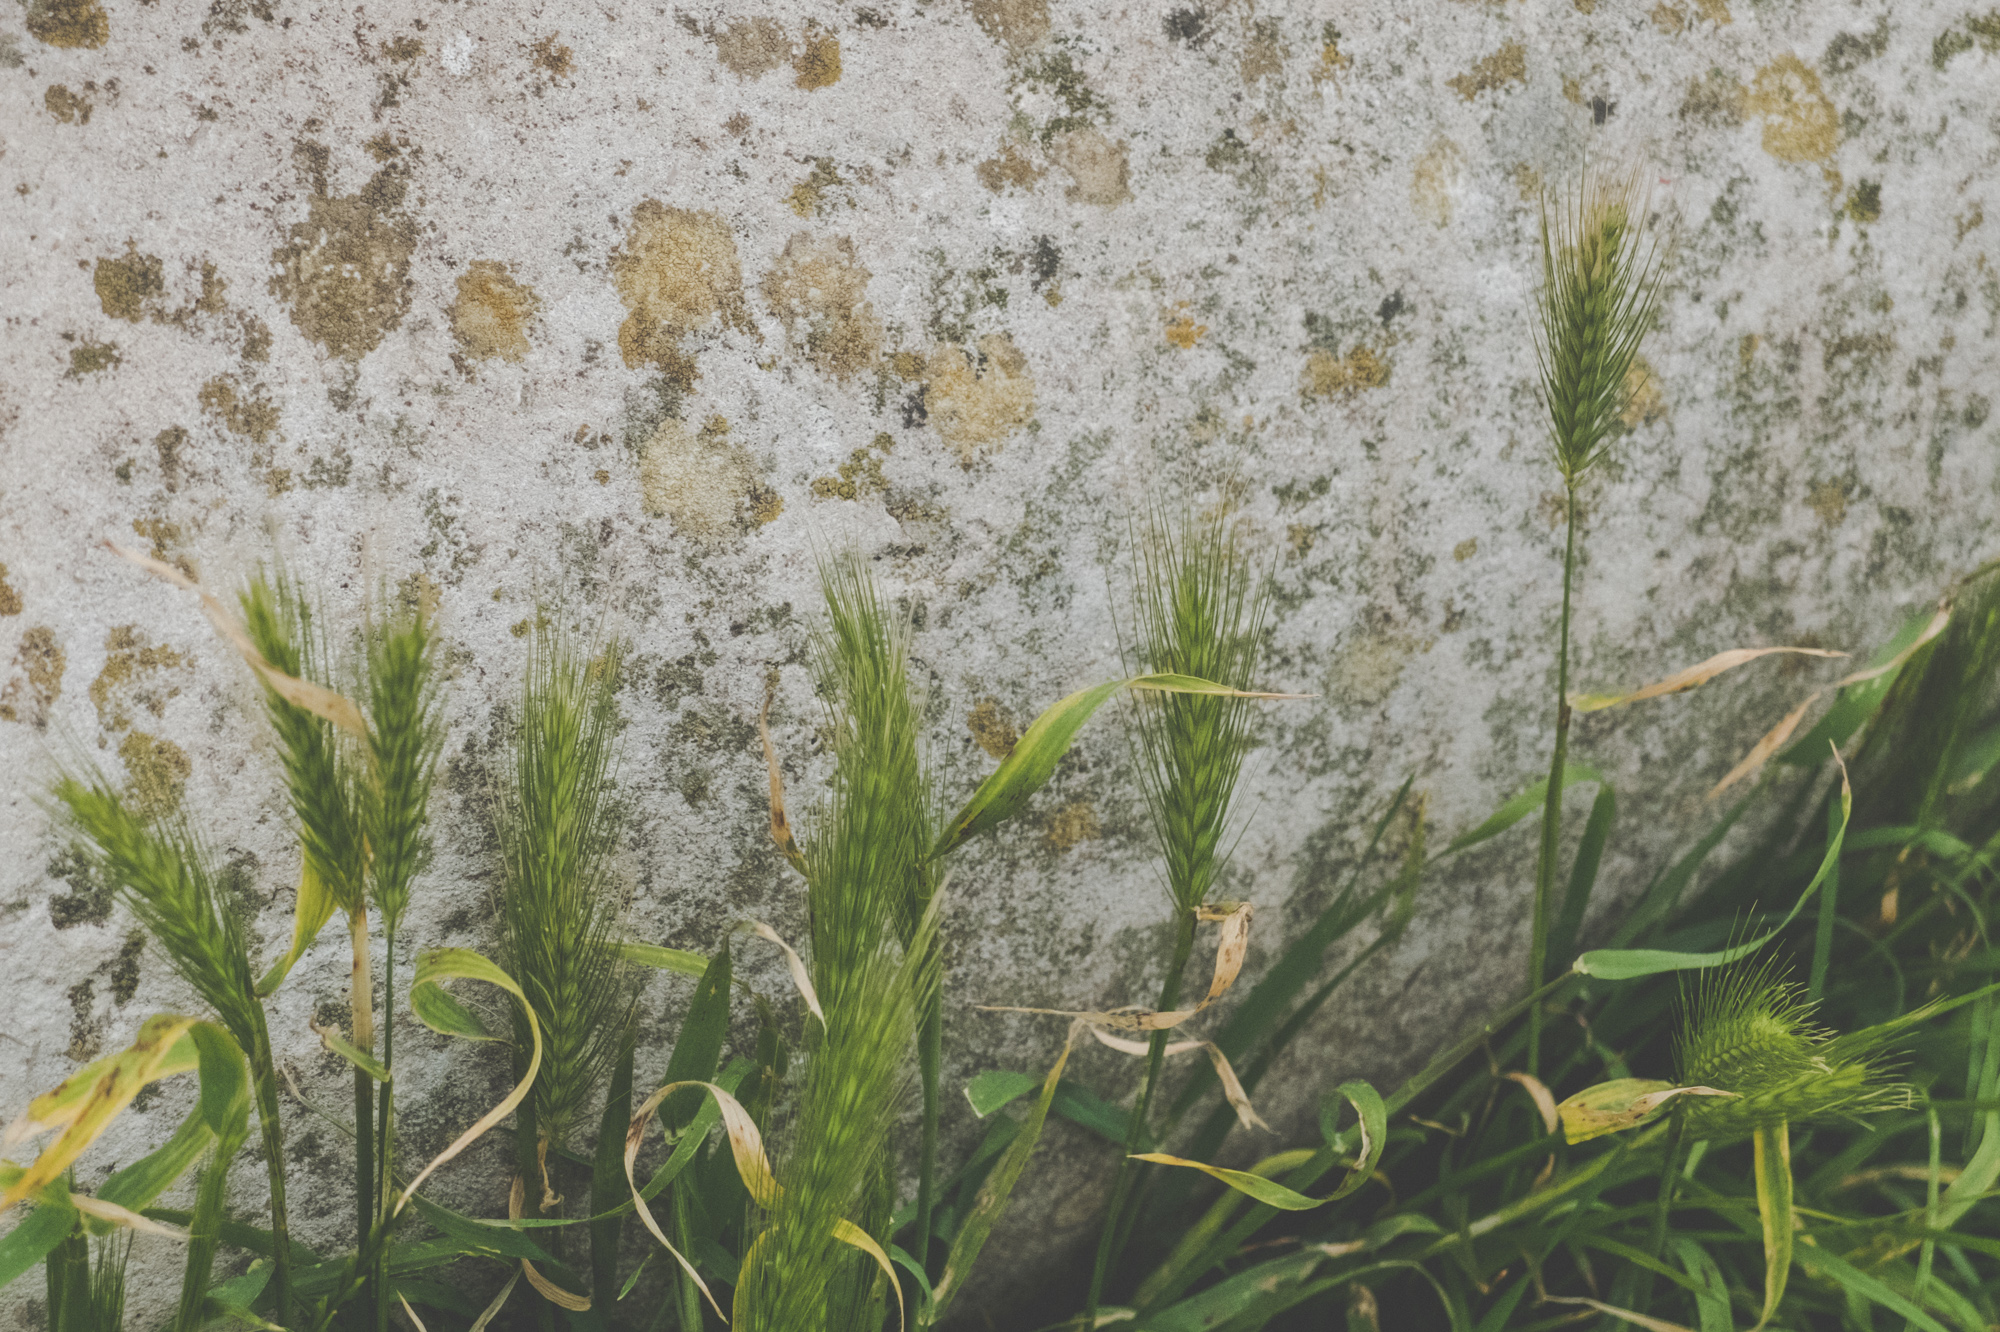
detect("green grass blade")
(1442, 764), (1602, 858)
(1750, 1121), (1792, 1331)
(590, 1021), (637, 1313)
(0, 1189), (77, 1292)
(1548, 783), (1615, 972)
(1792, 1244), (1950, 1332)
(1671, 1239), (1731, 1332)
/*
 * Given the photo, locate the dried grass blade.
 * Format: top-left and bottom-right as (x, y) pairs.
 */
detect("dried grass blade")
(1503, 1071), (1559, 1136)
(105, 541), (366, 736)
(1831, 605), (1951, 688)
(466, 1270), (521, 1332)
(398, 1293), (430, 1332)
(758, 686), (806, 874)
(1570, 647), (1845, 714)
(1195, 902), (1253, 1003)
(980, 906), (1256, 1032)
(1710, 694), (1819, 798)
(508, 1176), (590, 1312)
(68, 1194), (188, 1239)
(1086, 1029), (1268, 1133)
(832, 1219), (904, 1332)
(396, 949), (543, 1215)
(1751, 1121), (1792, 1331)
(749, 922), (825, 1026)
(623, 1080), (768, 1324)
(1539, 1295), (1695, 1332)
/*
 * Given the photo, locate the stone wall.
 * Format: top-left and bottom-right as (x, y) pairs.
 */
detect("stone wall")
(2, 0), (1996, 1321)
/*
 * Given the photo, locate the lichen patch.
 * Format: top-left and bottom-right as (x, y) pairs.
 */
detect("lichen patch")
(970, 0), (1051, 56)
(976, 140), (1044, 193)
(1411, 137), (1464, 226)
(1302, 345), (1391, 399)
(967, 696), (1018, 758)
(270, 165), (418, 360)
(1046, 799), (1101, 850)
(0, 625), (64, 725)
(89, 624), (187, 731)
(44, 84), (92, 124)
(793, 23), (841, 89)
(94, 245), (165, 321)
(65, 338), (120, 378)
(924, 334), (1035, 464)
(759, 233), (882, 380)
(199, 375), (281, 443)
(1620, 357), (1666, 427)
(0, 564), (20, 616)
(639, 416), (779, 542)
(1046, 129), (1131, 206)
(1165, 305), (1207, 349)
(118, 730), (191, 819)
(712, 17), (790, 78)
(27, 0), (108, 50)
(1746, 55), (1837, 162)
(613, 202), (752, 377)
(450, 261), (539, 363)
(1446, 41), (1526, 100)
(811, 433), (893, 501)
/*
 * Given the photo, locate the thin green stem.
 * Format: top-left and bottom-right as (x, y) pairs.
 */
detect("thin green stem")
(1648, 1107), (1687, 1259)
(913, 988), (943, 1274)
(247, 1012), (294, 1327)
(672, 1182), (704, 1332)
(1086, 908), (1196, 1319)
(1530, 484), (1579, 1075)
(1810, 792), (1841, 1002)
(373, 931), (396, 1332)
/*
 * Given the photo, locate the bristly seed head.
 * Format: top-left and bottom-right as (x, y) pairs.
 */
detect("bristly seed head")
(1535, 168), (1667, 488)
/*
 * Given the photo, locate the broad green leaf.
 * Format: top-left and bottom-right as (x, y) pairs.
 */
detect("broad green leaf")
(92, 1110), (213, 1226)
(1576, 762), (1849, 979)
(255, 862), (337, 996)
(1751, 1121), (1792, 1331)
(1443, 764), (1602, 857)
(407, 1194), (557, 1263)
(1672, 1239), (1731, 1332)
(934, 674), (1299, 856)
(1792, 1244), (1950, 1332)
(1948, 719), (2000, 792)
(659, 940), (732, 1133)
(966, 1069), (1038, 1118)
(1135, 1247), (1328, 1332)
(0, 1184), (76, 1291)
(1129, 1153), (1327, 1211)
(397, 948), (544, 1213)
(1325, 1080), (1387, 1199)
(618, 942), (711, 980)
(928, 1028), (1078, 1325)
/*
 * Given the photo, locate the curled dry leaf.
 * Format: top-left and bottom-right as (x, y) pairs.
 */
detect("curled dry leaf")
(1088, 1027), (1270, 1133)
(1503, 1070), (1560, 1136)
(979, 902), (1256, 1032)
(105, 541), (367, 736)
(509, 1175), (590, 1311)
(68, 1192), (190, 1239)
(750, 921), (825, 1026)
(758, 684), (806, 875)
(398, 1294), (431, 1332)
(1570, 646), (1846, 714)
(623, 1078), (773, 1323)
(833, 1218), (905, 1332)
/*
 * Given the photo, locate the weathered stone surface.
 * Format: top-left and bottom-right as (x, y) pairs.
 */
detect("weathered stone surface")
(1, 0), (1996, 1322)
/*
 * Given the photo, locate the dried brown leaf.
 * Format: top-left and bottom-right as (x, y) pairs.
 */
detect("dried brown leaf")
(1570, 645), (1846, 714)
(750, 921), (825, 1025)
(758, 683), (806, 874)
(1709, 694), (1818, 799)
(510, 1176), (590, 1311)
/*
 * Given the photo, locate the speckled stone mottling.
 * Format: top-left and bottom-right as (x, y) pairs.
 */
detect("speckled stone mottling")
(2, 0), (1997, 1322)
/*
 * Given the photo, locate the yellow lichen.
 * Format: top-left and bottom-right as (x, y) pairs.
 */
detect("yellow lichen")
(1046, 799), (1101, 850)
(1512, 163), (1544, 202)
(26, 0), (108, 49)
(924, 334), (1035, 464)
(1620, 357), (1667, 427)
(1411, 138), (1463, 226)
(1649, 3), (1687, 34)
(713, 17), (790, 79)
(812, 433), (894, 501)
(89, 625), (186, 732)
(966, 697), (1018, 758)
(530, 32), (573, 78)
(1446, 41), (1527, 101)
(1047, 129), (1131, 206)
(269, 166), (418, 360)
(1695, 0), (1731, 22)
(119, 731), (191, 820)
(613, 202), (751, 377)
(1746, 55), (1838, 162)
(1165, 305), (1207, 349)
(0, 564), (19, 616)
(44, 84), (92, 124)
(1239, 23), (1286, 85)
(970, 0), (1050, 54)
(1454, 538), (1479, 562)
(450, 261), (539, 362)
(1302, 345), (1392, 400)
(199, 376), (281, 444)
(639, 416), (775, 543)
(0, 625), (64, 724)
(760, 233), (882, 380)
(94, 245), (166, 322)
(793, 23), (841, 89)
(1806, 480), (1849, 527)
(975, 141), (1044, 193)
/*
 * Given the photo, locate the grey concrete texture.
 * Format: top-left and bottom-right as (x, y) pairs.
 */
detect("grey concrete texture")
(2, 0), (1997, 1321)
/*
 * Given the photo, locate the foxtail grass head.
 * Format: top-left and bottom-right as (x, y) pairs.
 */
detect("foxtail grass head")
(1675, 960), (1911, 1136)
(362, 595), (444, 935)
(1536, 168), (1666, 487)
(499, 630), (630, 1144)
(1131, 508), (1269, 913)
